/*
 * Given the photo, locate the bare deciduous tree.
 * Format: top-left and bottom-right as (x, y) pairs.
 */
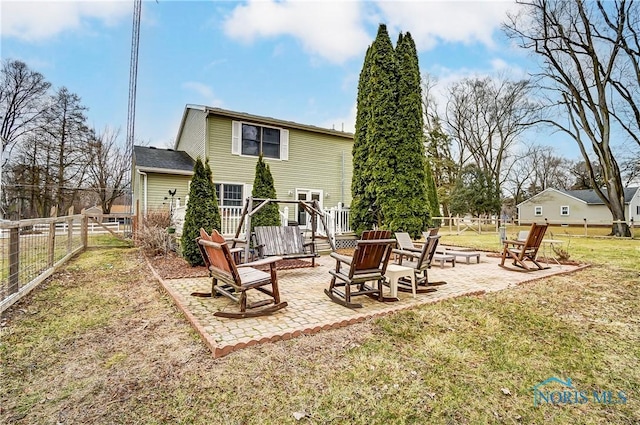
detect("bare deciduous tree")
(504, 144), (571, 205)
(87, 127), (129, 214)
(444, 75), (538, 196)
(40, 87), (92, 215)
(504, 0), (638, 236)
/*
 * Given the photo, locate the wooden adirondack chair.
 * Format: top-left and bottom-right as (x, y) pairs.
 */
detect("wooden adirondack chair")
(194, 228), (288, 318)
(499, 223), (549, 271)
(392, 234), (446, 293)
(325, 230), (396, 308)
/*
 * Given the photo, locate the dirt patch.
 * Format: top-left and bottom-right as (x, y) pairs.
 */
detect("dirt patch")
(484, 252), (583, 266)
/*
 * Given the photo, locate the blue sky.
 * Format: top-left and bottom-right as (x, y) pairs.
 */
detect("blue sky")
(1, 0), (579, 157)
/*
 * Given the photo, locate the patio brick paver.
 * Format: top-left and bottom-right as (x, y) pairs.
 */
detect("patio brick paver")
(154, 253), (586, 358)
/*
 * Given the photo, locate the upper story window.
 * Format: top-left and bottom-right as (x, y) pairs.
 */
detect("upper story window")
(232, 121), (289, 160)
(534, 206), (542, 216)
(560, 205), (570, 216)
(242, 124), (280, 158)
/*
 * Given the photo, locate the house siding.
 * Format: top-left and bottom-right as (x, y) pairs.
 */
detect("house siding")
(176, 108), (206, 160)
(518, 189), (638, 224)
(136, 173), (192, 215)
(519, 190), (587, 224)
(206, 114), (353, 212)
(630, 189), (640, 223)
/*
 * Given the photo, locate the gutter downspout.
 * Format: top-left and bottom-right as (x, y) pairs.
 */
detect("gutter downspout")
(137, 170), (148, 216)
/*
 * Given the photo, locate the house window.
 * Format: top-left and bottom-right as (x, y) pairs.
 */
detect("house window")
(560, 205), (570, 216)
(232, 121), (289, 160)
(534, 206), (542, 216)
(215, 183), (243, 207)
(241, 124), (280, 159)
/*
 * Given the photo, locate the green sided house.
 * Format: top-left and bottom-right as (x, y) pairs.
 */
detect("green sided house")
(132, 105), (354, 234)
(517, 187), (640, 225)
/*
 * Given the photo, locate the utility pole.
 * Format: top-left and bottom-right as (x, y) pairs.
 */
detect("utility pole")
(125, 0), (142, 213)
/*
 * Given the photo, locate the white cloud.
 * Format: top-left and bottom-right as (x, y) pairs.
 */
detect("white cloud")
(222, 0), (371, 64)
(182, 81), (224, 107)
(375, 0), (517, 51)
(1, 0), (131, 41)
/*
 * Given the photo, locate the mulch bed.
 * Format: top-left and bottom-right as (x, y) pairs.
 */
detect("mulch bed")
(147, 251), (315, 280)
(484, 252), (582, 266)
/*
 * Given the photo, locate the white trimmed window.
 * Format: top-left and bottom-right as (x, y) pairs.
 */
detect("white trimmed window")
(560, 205), (570, 216)
(215, 183), (243, 207)
(231, 121), (289, 160)
(534, 206), (542, 216)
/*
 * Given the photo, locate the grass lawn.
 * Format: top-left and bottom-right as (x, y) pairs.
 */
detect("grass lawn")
(1, 235), (638, 424)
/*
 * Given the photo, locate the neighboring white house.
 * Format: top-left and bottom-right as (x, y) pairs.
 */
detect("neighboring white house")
(517, 187), (640, 225)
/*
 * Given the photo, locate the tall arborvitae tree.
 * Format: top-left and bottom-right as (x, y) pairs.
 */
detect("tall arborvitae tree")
(251, 153), (280, 229)
(181, 158), (221, 266)
(350, 46), (375, 235)
(388, 31), (431, 237)
(351, 24), (399, 233)
(367, 24), (400, 229)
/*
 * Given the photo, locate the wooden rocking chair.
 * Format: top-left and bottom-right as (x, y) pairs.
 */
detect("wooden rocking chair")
(392, 234), (446, 293)
(325, 230), (396, 308)
(194, 228), (288, 318)
(499, 223), (549, 272)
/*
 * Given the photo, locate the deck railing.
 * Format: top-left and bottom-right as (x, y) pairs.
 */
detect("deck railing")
(173, 205), (351, 238)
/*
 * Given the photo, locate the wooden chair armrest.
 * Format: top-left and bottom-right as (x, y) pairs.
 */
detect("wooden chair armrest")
(404, 246), (422, 252)
(392, 248), (420, 259)
(330, 252), (353, 265)
(503, 239), (525, 246)
(225, 237), (246, 244)
(238, 256), (283, 268)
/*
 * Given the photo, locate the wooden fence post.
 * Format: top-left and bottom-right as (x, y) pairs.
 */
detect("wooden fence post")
(67, 206), (74, 254)
(81, 213), (88, 249)
(584, 218), (588, 237)
(48, 206), (58, 267)
(8, 226), (19, 295)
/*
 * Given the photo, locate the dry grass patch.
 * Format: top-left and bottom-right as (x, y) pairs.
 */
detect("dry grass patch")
(1, 244), (639, 424)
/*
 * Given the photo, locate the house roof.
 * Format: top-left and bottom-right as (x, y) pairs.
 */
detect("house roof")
(133, 145), (195, 174)
(177, 105), (354, 146)
(517, 186), (639, 207)
(561, 187), (638, 204)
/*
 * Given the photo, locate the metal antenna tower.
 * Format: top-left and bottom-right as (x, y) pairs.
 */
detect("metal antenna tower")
(125, 0), (142, 211)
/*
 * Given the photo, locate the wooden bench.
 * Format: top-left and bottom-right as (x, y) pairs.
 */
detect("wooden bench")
(253, 226), (319, 266)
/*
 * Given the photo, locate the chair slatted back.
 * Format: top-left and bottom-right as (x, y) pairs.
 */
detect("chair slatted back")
(394, 232), (416, 250)
(198, 228), (241, 285)
(415, 235), (440, 271)
(522, 223), (548, 256)
(422, 228), (439, 241)
(254, 226), (305, 256)
(350, 230), (394, 277)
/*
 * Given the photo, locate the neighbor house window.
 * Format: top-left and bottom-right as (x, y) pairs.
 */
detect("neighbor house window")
(215, 183), (243, 207)
(534, 206), (542, 216)
(241, 124), (280, 159)
(560, 205), (570, 216)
